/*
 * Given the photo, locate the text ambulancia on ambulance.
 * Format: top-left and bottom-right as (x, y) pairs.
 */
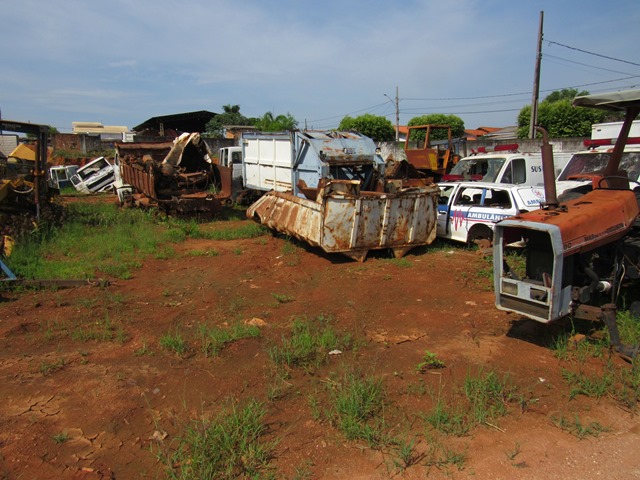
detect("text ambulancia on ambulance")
(436, 182), (545, 246)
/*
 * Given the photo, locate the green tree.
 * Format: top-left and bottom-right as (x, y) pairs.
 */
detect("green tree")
(517, 90), (621, 138)
(205, 104), (255, 138)
(407, 114), (465, 142)
(338, 114), (395, 141)
(253, 111), (298, 132)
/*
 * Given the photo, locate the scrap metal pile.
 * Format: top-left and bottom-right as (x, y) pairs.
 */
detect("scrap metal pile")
(116, 133), (232, 214)
(243, 130), (439, 261)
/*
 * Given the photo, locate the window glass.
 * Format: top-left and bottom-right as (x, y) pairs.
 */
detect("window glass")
(511, 158), (526, 184)
(438, 185), (456, 204)
(454, 187), (484, 205)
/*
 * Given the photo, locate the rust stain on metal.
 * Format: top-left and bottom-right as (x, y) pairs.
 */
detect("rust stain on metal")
(116, 133), (232, 214)
(247, 179), (438, 261)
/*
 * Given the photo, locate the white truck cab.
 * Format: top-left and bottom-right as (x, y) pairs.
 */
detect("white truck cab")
(218, 146), (243, 197)
(437, 181), (545, 245)
(69, 157), (116, 194)
(444, 144), (571, 187)
(556, 143), (640, 198)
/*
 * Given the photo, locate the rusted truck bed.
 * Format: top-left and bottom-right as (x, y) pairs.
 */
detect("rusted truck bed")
(247, 179), (439, 261)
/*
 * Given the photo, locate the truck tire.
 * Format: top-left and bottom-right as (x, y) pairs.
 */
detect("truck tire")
(467, 225), (493, 248)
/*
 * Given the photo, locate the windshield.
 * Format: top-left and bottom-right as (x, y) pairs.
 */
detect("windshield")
(557, 151), (640, 181)
(449, 157), (506, 182)
(77, 158), (110, 181)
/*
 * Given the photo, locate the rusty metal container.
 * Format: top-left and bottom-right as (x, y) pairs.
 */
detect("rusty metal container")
(247, 179), (439, 261)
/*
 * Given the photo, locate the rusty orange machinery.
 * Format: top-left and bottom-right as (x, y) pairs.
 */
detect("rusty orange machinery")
(494, 187), (639, 325)
(403, 125), (459, 179)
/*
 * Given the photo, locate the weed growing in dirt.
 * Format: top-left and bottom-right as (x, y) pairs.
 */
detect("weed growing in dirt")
(52, 432), (69, 444)
(551, 331), (607, 362)
(70, 314), (117, 342)
(415, 350), (445, 372)
(291, 460), (314, 480)
(385, 257), (413, 268)
(325, 371), (387, 447)
(186, 249), (219, 257)
(561, 368), (614, 400)
(40, 358), (66, 376)
(134, 340), (154, 357)
(271, 293), (295, 304)
(422, 432), (467, 473)
(406, 378), (429, 397)
(505, 441), (522, 462)
(198, 322), (261, 357)
(422, 395), (470, 437)
(154, 246), (176, 260)
(159, 399), (276, 479)
(551, 414), (609, 439)
(160, 330), (188, 356)
(268, 315), (353, 372)
(560, 356), (640, 409)
(612, 310), (640, 345)
(464, 369), (515, 425)
(391, 436), (423, 472)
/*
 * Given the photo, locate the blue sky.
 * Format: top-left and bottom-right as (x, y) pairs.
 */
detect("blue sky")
(1, 0), (639, 133)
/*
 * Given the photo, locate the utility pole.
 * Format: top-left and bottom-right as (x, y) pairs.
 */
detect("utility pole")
(529, 11), (544, 139)
(385, 86), (400, 141)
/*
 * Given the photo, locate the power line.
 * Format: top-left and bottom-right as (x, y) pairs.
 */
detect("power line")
(546, 40), (640, 68)
(544, 54), (634, 76)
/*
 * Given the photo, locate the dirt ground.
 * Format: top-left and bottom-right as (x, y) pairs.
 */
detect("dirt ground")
(1, 197), (639, 479)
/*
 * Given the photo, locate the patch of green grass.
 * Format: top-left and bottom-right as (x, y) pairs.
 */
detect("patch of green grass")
(384, 257), (413, 268)
(551, 330), (607, 362)
(326, 371), (387, 447)
(197, 223), (268, 241)
(463, 369), (515, 425)
(422, 396), (470, 437)
(160, 330), (188, 356)
(6, 203), (173, 280)
(187, 249), (220, 257)
(416, 350), (445, 373)
(504, 250), (526, 279)
(613, 310), (640, 345)
(561, 368), (614, 400)
(391, 437), (423, 472)
(551, 414), (609, 439)
(198, 323), (261, 357)
(40, 358), (66, 376)
(159, 399), (276, 479)
(406, 378), (429, 397)
(70, 314), (118, 342)
(423, 432), (467, 473)
(134, 340), (154, 357)
(268, 315), (353, 372)
(52, 432), (69, 444)
(271, 293), (295, 304)
(614, 360), (640, 408)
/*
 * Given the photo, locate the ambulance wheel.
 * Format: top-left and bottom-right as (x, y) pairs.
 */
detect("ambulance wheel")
(467, 225), (493, 248)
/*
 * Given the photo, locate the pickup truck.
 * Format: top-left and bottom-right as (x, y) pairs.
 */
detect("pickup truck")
(436, 181), (545, 245)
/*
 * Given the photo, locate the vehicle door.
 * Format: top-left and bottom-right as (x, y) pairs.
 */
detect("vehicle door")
(231, 150), (243, 183)
(500, 157), (527, 184)
(446, 185), (487, 242)
(436, 184), (457, 237)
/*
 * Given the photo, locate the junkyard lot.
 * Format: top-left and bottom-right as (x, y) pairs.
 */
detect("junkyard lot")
(0, 197), (639, 479)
